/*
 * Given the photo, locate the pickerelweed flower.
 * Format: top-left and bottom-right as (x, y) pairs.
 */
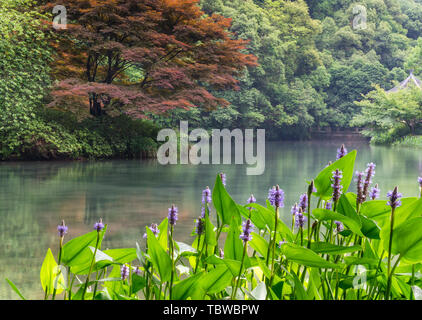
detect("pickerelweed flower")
(336, 144), (348, 160)
(268, 185), (285, 208)
(247, 194), (256, 209)
(291, 203), (299, 216)
(334, 221), (344, 233)
(331, 169), (343, 203)
(295, 212), (307, 229)
(387, 187), (402, 209)
(299, 194), (307, 212)
(94, 218), (104, 232)
(355, 171), (365, 204)
(121, 264), (129, 281)
(134, 266), (141, 276)
(279, 240), (287, 247)
(143, 223), (160, 239)
(57, 220), (68, 238)
(220, 173), (226, 186)
(195, 217), (205, 235)
(369, 184), (380, 200)
(200, 206), (206, 219)
(325, 201), (333, 210)
(219, 248), (224, 259)
(202, 186), (212, 204)
(362, 163), (376, 200)
(418, 177), (422, 188)
(168, 205), (178, 226)
(239, 219), (254, 242)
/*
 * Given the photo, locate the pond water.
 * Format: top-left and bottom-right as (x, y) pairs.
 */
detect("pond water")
(1, 138), (422, 299)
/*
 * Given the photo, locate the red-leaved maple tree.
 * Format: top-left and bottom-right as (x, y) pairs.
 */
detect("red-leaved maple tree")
(43, 0), (257, 117)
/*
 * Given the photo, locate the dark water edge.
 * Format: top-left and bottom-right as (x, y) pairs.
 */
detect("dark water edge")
(1, 137), (422, 299)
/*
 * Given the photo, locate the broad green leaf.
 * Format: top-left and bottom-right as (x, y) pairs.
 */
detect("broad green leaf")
(146, 227), (172, 282)
(280, 243), (341, 269)
(103, 248), (138, 264)
(249, 232), (269, 260)
(224, 218), (248, 266)
(212, 174), (241, 226)
(337, 194), (360, 225)
(62, 226), (107, 267)
(173, 271), (205, 300)
(131, 274), (146, 294)
(204, 215), (217, 247)
(40, 248), (65, 295)
(157, 218), (169, 251)
(314, 150), (357, 200)
(359, 216), (380, 240)
(246, 203), (293, 241)
(310, 242), (362, 255)
(199, 265), (233, 295)
(313, 208), (363, 236)
(382, 217), (422, 264)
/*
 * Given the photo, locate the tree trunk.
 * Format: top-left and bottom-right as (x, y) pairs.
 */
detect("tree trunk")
(89, 93), (103, 117)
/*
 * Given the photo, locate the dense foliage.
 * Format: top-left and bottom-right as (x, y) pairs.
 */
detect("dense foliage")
(7, 146), (422, 300)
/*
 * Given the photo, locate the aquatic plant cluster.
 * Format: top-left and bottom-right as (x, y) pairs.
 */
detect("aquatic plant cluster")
(6, 145), (422, 300)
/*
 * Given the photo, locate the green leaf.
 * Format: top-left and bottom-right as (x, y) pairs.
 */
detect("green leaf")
(40, 248), (64, 295)
(61, 226), (107, 268)
(337, 194), (360, 225)
(249, 232), (269, 260)
(314, 150), (357, 200)
(382, 217), (422, 264)
(310, 242), (362, 255)
(246, 203), (293, 241)
(131, 273), (146, 294)
(5, 278), (26, 300)
(157, 218), (169, 251)
(199, 265), (233, 295)
(280, 243), (341, 269)
(359, 216), (380, 240)
(313, 208), (363, 236)
(146, 227), (172, 282)
(173, 271), (205, 300)
(212, 174), (241, 226)
(224, 218), (248, 267)
(103, 248), (138, 264)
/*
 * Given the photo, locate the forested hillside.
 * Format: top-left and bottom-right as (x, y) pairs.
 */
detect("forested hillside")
(156, 0), (422, 139)
(2, 0), (422, 159)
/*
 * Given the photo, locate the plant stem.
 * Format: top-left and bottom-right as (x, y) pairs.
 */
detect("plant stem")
(81, 232), (100, 300)
(386, 207), (396, 300)
(232, 241), (247, 300)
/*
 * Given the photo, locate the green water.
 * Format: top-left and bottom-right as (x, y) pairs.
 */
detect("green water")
(1, 139), (422, 299)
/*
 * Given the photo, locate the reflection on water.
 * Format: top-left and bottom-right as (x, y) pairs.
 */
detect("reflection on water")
(1, 139), (422, 299)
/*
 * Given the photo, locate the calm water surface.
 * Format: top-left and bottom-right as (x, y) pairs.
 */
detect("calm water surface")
(1, 139), (422, 299)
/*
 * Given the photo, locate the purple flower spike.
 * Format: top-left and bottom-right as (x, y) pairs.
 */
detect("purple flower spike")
(143, 223), (160, 239)
(418, 177), (422, 188)
(57, 220), (68, 238)
(121, 264), (130, 281)
(200, 206), (206, 219)
(247, 194), (256, 209)
(325, 201), (333, 210)
(219, 248), (224, 259)
(331, 169), (343, 203)
(239, 219), (254, 243)
(279, 240), (287, 247)
(195, 217), (205, 235)
(336, 144), (348, 160)
(295, 213), (307, 229)
(334, 221), (344, 233)
(168, 205), (179, 226)
(291, 203), (299, 216)
(299, 194), (308, 212)
(362, 163), (376, 201)
(202, 187), (212, 204)
(134, 267), (141, 276)
(387, 187), (403, 209)
(369, 184), (380, 200)
(220, 173), (226, 186)
(268, 185), (285, 208)
(355, 171), (365, 204)
(94, 218), (104, 232)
